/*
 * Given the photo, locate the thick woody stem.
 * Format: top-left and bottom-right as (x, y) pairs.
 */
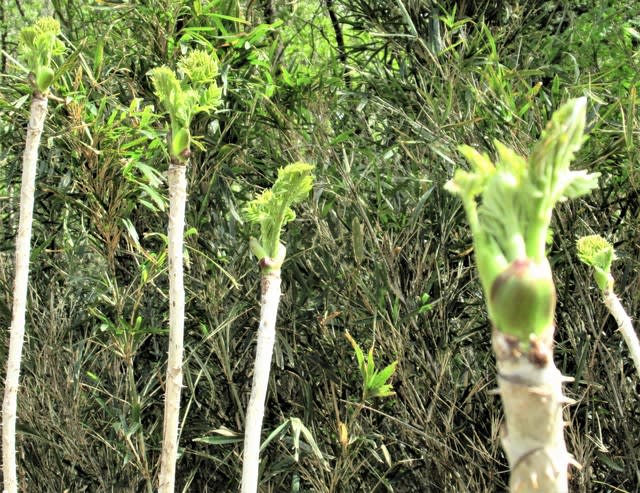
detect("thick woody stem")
(241, 270), (282, 493)
(2, 92), (48, 493)
(158, 163), (187, 493)
(492, 330), (571, 493)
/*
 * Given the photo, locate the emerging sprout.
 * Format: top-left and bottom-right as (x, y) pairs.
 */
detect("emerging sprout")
(576, 235), (615, 291)
(245, 162), (315, 267)
(446, 98), (600, 343)
(148, 50), (222, 162)
(19, 17), (65, 93)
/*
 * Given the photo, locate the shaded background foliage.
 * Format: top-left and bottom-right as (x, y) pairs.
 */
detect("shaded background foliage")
(0, 0), (639, 491)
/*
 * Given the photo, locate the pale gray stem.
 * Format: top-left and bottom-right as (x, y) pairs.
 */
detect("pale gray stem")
(2, 92), (48, 493)
(241, 270), (282, 493)
(158, 163), (187, 493)
(604, 290), (640, 377)
(493, 330), (572, 493)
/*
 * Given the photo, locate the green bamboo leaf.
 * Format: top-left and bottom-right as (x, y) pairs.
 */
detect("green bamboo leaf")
(368, 360), (398, 391)
(292, 418), (329, 469)
(344, 331), (366, 379)
(351, 216), (364, 263)
(366, 347), (375, 381)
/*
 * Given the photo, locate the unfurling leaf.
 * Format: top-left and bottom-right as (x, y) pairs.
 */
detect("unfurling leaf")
(19, 17), (65, 91)
(576, 235), (615, 291)
(178, 49), (219, 85)
(149, 50), (222, 153)
(149, 67), (182, 116)
(244, 162), (314, 260)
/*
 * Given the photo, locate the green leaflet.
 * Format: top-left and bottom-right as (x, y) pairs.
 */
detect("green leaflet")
(344, 331), (397, 401)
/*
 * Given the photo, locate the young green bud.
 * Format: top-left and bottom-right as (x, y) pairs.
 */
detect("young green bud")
(35, 66), (54, 93)
(171, 127), (190, 159)
(489, 258), (556, 341)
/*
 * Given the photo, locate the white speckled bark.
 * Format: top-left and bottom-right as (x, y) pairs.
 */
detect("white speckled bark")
(158, 163), (187, 493)
(3, 92), (48, 493)
(492, 330), (571, 493)
(241, 270), (282, 493)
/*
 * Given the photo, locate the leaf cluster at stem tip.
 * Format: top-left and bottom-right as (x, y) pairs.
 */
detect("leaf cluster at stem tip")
(344, 331), (397, 401)
(19, 17), (65, 93)
(577, 234), (615, 292)
(245, 162), (314, 268)
(148, 50), (222, 160)
(445, 97), (600, 296)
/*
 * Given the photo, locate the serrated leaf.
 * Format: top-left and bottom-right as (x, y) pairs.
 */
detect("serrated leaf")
(557, 169), (600, 200)
(244, 162), (314, 259)
(370, 383), (395, 398)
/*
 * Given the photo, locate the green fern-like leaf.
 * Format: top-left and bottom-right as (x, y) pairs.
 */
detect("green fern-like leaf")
(178, 49), (219, 85)
(577, 235), (615, 291)
(245, 162), (314, 261)
(18, 17), (65, 91)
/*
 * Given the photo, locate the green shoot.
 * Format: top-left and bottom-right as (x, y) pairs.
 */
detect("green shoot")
(418, 292), (434, 314)
(18, 17), (65, 93)
(446, 97), (600, 343)
(244, 162), (314, 268)
(577, 234), (640, 377)
(576, 234), (615, 292)
(148, 50), (222, 162)
(344, 331), (397, 401)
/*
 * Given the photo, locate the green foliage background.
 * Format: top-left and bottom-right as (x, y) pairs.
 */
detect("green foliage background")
(0, 0), (639, 491)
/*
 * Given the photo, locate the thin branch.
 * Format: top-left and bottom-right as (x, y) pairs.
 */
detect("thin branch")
(604, 290), (640, 377)
(325, 0), (350, 86)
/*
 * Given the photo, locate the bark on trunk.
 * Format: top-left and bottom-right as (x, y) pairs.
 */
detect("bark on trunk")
(492, 330), (571, 492)
(241, 270), (282, 493)
(2, 92), (48, 493)
(158, 162), (187, 493)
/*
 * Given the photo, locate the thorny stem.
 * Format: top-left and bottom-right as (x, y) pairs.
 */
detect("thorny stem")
(241, 269), (282, 493)
(158, 162), (187, 493)
(2, 92), (48, 493)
